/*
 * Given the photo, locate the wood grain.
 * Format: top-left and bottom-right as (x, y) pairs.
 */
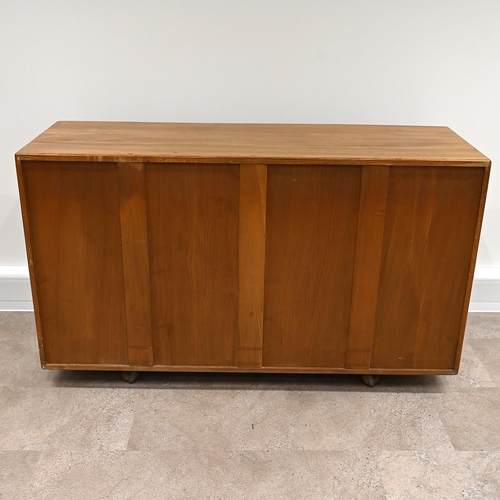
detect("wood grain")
(16, 121), (489, 167)
(21, 161), (128, 365)
(263, 165), (361, 368)
(453, 166), (491, 372)
(237, 164), (267, 368)
(345, 166), (390, 369)
(16, 159), (46, 365)
(371, 167), (485, 370)
(16, 123), (490, 377)
(146, 163), (239, 367)
(118, 162), (154, 366)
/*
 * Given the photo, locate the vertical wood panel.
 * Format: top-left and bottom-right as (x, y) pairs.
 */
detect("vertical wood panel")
(118, 162), (154, 366)
(147, 164), (239, 367)
(454, 166), (490, 372)
(345, 166), (390, 369)
(237, 164), (267, 368)
(16, 159), (46, 366)
(21, 161), (128, 365)
(263, 165), (361, 368)
(371, 167), (485, 369)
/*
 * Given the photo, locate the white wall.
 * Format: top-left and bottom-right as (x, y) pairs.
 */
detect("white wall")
(1, 1), (499, 307)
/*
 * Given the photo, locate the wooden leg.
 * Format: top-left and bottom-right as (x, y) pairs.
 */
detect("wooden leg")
(121, 371), (140, 384)
(361, 375), (380, 387)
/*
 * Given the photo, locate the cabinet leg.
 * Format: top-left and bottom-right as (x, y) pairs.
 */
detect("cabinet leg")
(121, 371), (140, 384)
(361, 375), (380, 387)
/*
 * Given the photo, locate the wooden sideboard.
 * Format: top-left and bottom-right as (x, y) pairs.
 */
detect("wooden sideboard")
(16, 122), (490, 384)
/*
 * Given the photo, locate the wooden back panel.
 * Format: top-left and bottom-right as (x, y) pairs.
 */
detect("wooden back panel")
(371, 167), (485, 369)
(146, 164), (239, 367)
(263, 165), (361, 368)
(21, 161), (128, 365)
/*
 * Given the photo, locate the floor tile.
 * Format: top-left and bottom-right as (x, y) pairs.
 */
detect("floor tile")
(469, 339), (500, 386)
(379, 451), (500, 500)
(0, 387), (134, 451)
(0, 312), (37, 337)
(28, 450), (386, 500)
(438, 390), (500, 451)
(465, 313), (500, 339)
(0, 451), (41, 500)
(0, 316), (53, 389)
(128, 390), (453, 452)
(436, 341), (495, 390)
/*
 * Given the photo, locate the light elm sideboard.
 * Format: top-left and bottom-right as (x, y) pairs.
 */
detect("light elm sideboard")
(16, 122), (490, 385)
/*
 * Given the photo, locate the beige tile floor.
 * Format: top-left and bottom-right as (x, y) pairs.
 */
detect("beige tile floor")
(0, 312), (499, 499)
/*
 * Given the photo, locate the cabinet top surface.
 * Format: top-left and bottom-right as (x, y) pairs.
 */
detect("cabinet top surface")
(16, 121), (490, 166)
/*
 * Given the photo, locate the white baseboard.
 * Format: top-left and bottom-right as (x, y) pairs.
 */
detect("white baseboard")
(1, 265), (499, 312)
(469, 267), (500, 312)
(0, 266), (33, 311)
